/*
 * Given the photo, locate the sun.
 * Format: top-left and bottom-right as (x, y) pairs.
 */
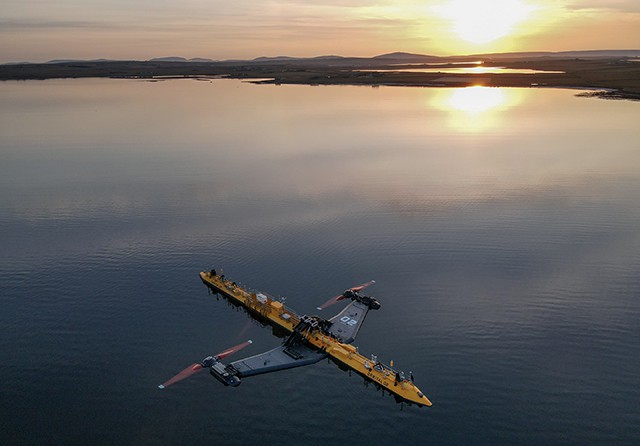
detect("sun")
(437, 0), (536, 45)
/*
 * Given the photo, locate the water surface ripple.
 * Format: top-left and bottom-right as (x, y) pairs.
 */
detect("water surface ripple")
(1, 79), (639, 445)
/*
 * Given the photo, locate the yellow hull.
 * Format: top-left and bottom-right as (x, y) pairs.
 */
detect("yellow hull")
(199, 271), (432, 407)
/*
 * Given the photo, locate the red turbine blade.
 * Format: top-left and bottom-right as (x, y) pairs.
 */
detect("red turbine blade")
(351, 280), (375, 292)
(216, 340), (253, 360)
(317, 281), (376, 310)
(317, 294), (344, 311)
(158, 363), (203, 389)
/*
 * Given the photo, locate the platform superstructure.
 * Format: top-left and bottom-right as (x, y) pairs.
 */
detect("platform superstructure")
(198, 270), (432, 407)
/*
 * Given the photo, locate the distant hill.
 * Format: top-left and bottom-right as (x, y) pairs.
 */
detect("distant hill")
(1, 61), (33, 65)
(9, 49), (639, 67)
(46, 58), (116, 64)
(372, 52), (440, 61)
(246, 50), (640, 65)
(252, 55), (346, 62)
(475, 50), (640, 59)
(556, 50), (640, 58)
(148, 56), (215, 62)
(253, 56), (299, 62)
(149, 56), (188, 62)
(311, 55), (345, 60)
(189, 57), (215, 62)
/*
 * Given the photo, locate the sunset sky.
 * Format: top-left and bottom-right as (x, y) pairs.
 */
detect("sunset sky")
(2, 0), (639, 63)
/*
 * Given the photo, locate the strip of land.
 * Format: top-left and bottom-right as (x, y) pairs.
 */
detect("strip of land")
(2, 52), (639, 100)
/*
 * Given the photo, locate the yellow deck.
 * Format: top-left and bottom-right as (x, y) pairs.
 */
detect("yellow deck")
(199, 271), (432, 407)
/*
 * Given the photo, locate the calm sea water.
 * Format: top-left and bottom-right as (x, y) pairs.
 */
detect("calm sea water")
(1, 79), (639, 445)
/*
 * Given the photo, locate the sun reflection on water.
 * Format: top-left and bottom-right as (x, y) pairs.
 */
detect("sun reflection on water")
(433, 86), (524, 132)
(449, 86), (506, 113)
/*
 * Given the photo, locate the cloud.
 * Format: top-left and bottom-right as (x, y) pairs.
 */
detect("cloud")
(565, 0), (640, 13)
(0, 19), (116, 30)
(1, 0), (638, 62)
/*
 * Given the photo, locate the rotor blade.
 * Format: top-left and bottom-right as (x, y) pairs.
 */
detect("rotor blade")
(216, 340), (253, 360)
(158, 363), (203, 389)
(317, 294), (345, 311)
(317, 280), (376, 310)
(351, 280), (376, 292)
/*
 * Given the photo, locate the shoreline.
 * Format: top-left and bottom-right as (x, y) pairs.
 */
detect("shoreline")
(1, 57), (639, 101)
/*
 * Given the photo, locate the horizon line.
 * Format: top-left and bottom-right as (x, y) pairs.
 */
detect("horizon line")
(3, 48), (640, 65)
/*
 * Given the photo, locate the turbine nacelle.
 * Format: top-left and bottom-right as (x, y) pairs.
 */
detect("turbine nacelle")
(158, 340), (252, 389)
(317, 280), (379, 310)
